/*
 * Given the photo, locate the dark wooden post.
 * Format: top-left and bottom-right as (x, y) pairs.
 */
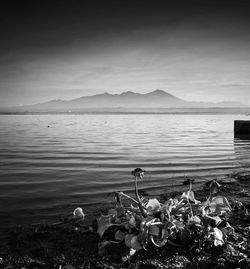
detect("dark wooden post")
(234, 120), (250, 135)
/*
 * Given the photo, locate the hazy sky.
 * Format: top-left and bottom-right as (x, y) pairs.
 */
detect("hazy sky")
(0, 0), (250, 106)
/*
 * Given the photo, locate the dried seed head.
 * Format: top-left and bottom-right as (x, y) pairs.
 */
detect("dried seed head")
(131, 168), (145, 179)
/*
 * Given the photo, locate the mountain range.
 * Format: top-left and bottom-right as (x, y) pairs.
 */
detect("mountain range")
(0, 90), (247, 114)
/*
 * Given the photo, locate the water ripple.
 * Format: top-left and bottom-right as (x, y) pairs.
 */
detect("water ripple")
(0, 114), (250, 228)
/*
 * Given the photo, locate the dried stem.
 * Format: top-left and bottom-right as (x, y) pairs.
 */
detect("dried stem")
(134, 175), (147, 217)
(119, 192), (139, 204)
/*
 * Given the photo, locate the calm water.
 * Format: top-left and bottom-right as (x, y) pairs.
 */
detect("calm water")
(0, 114), (250, 229)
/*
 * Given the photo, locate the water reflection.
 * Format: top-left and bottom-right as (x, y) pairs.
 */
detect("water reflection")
(234, 135), (250, 168)
(234, 134), (250, 140)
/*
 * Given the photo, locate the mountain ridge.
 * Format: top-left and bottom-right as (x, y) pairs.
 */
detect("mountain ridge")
(0, 90), (247, 113)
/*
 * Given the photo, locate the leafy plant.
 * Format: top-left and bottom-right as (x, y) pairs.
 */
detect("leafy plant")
(73, 169), (249, 264)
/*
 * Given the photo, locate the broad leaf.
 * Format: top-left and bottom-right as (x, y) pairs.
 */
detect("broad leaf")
(125, 234), (135, 248)
(107, 208), (117, 216)
(181, 190), (200, 204)
(209, 196), (231, 214)
(129, 215), (136, 227)
(173, 219), (185, 229)
(188, 215), (201, 225)
(148, 224), (160, 236)
(114, 230), (125, 241)
(130, 235), (142, 250)
(129, 248), (137, 256)
(97, 215), (112, 237)
(208, 227), (224, 246)
(146, 198), (161, 213)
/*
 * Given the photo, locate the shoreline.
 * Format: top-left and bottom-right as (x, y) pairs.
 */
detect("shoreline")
(1, 106), (250, 115)
(0, 171), (249, 268)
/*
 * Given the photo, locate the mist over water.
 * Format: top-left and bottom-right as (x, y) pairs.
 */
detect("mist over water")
(0, 114), (250, 229)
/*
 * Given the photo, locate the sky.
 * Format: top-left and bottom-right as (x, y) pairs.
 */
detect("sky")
(0, 0), (250, 106)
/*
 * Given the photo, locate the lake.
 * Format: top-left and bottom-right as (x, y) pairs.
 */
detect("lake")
(0, 114), (250, 231)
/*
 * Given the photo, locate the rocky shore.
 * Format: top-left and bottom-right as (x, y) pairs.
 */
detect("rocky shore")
(0, 172), (249, 269)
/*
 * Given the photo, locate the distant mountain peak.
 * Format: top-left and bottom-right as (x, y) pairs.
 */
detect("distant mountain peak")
(149, 89), (167, 95)
(120, 91), (135, 96)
